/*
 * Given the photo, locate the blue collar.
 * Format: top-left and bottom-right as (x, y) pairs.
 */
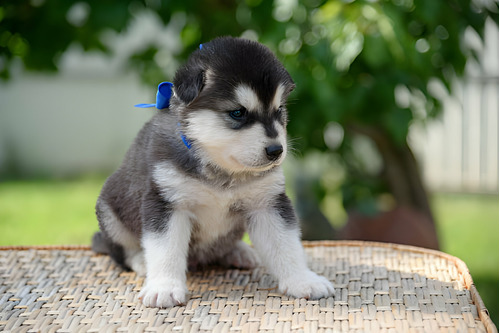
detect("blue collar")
(178, 123), (192, 150)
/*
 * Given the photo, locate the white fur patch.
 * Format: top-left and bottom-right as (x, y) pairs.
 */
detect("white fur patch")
(271, 84), (287, 110)
(203, 69), (216, 89)
(234, 84), (262, 111)
(186, 110), (287, 173)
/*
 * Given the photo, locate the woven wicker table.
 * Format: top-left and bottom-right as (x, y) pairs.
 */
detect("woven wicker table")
(0, 241), (495, 332)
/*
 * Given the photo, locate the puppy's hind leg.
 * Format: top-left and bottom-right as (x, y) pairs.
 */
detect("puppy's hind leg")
(91, 231), (129, 270)
(94, 199), (146, 275)
(219, 240), (261, 270)
(91, 231), (146, 275)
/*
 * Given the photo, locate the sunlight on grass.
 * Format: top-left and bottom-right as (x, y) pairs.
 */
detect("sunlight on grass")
(0, 178), (103, 246)
(431, 192), (499, 326)
(432, 193), (498, 276)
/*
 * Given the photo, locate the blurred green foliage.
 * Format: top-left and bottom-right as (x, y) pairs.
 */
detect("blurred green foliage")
(0, 0), (497, 213)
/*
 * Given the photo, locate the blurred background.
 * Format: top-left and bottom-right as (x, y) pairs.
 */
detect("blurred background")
(0, 0), (498, 324)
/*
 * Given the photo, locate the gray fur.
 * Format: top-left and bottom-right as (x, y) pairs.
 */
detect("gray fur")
(273, 192), (299, 227)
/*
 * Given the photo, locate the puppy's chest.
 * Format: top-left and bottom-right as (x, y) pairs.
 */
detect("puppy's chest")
(183, 187), (246, 244)
(154, 174), (244, 237)
(153, 163), (283, 242)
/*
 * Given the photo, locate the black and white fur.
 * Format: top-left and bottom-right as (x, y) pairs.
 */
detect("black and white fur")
(93, 37), (334, 308)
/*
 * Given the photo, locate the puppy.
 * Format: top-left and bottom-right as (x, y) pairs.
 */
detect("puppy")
(92, 36), (334, 308)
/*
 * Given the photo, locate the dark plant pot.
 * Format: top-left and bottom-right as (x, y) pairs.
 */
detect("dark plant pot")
(340, 206), (440, 250)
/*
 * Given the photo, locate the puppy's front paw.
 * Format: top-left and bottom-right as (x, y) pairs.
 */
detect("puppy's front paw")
(139, 279), (188, 308)
(280, 270), (334, 300)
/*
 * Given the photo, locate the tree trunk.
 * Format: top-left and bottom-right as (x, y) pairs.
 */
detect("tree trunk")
(345, 124), (440, 249)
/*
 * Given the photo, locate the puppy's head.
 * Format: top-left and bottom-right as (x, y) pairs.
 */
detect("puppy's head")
(173, 37), (295, 174)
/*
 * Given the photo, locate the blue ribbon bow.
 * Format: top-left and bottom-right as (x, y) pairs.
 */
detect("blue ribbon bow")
(135, 81), (173, 110)
(134, 81), (192, 149)
(134, 42), (205, 149)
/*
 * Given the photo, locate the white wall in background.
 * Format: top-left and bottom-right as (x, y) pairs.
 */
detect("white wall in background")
(0, 74), (155, 177)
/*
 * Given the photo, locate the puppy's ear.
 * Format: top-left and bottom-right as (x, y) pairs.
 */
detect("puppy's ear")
(174, 67), (205, 105)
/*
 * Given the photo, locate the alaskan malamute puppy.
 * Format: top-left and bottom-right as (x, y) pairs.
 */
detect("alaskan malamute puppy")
(93, 37), (334, 308)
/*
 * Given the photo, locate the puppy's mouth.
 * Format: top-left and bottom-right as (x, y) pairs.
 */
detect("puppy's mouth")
(229, 156), (283, 173)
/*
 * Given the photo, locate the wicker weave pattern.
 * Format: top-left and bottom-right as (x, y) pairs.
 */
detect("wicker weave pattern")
(0, 241), (495, 332)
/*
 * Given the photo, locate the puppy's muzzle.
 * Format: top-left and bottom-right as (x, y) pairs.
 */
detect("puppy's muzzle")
(265, 145), (284, 161)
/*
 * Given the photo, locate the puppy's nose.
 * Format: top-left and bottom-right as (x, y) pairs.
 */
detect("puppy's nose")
(265, 145), (283, 161)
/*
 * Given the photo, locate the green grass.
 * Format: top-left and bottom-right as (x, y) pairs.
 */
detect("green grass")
(432, 193), (498, 276)
(431, 193), (499, 326)
(0, 177), (102, 246)
(0, 178), (497, 325)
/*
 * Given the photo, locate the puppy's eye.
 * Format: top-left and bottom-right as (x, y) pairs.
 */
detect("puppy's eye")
(229, 109), (247, 121)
